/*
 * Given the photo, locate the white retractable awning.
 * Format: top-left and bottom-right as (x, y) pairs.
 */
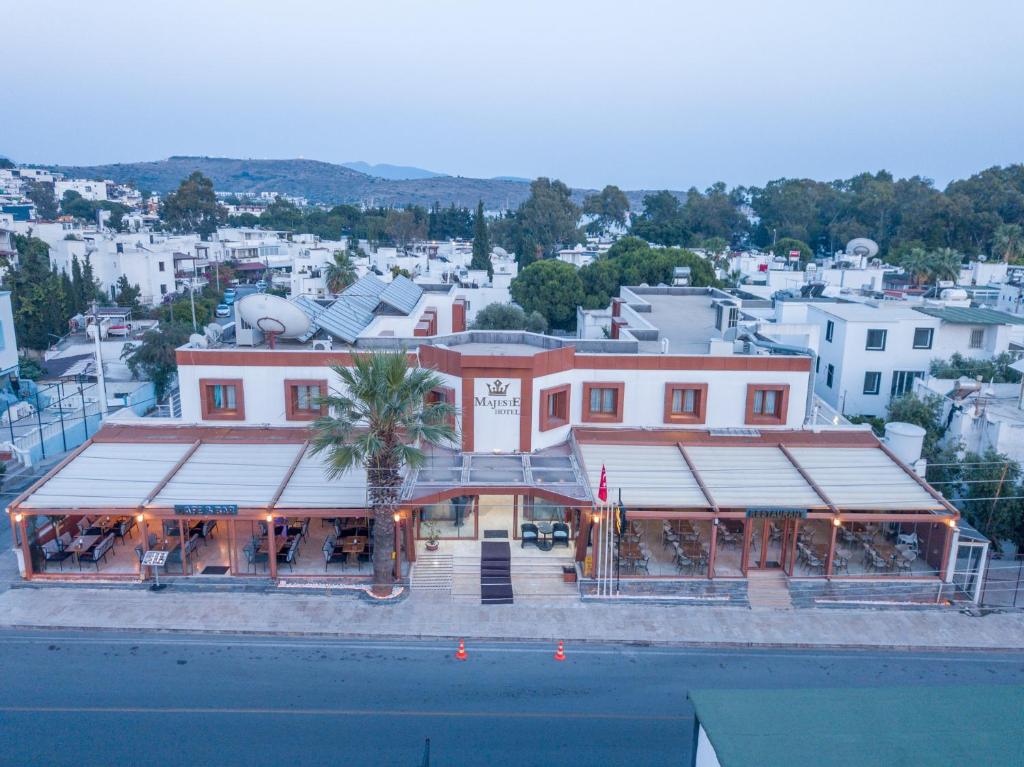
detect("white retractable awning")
(276, 449), (368, 509)
(151, 443), (304, 508)
(783, 447), (945, 511)
(578, 443), (709, 508)
(20, 442), (193, 509)
(684, 446), (827, 509)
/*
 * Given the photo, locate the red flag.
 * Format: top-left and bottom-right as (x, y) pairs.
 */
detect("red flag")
(598, 464), (608, 502)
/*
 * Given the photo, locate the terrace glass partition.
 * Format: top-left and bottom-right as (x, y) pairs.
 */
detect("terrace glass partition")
(713, 519), (745, 577)
(829, 519), (948, 577)
(28, 513), (142, 576)
(420, 496), (476, 539)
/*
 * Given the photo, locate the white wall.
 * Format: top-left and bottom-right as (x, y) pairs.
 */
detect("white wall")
(811, 307), (941, 417)
(0, 292), (19, 375)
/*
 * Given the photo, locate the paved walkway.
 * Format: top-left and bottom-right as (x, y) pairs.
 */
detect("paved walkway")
(1, 587), (1023, 651)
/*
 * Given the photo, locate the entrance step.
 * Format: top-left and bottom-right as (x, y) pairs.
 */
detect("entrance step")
(481, 541), (513, 605)
(410, 553), (453, 592)
(746, 570), (793, 611)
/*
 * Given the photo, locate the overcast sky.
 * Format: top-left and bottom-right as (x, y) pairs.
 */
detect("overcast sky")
(4, 0), (1023, 190)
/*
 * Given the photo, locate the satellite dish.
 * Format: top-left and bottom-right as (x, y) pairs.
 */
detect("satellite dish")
(237, 293), (311, 348)
(205, 323), (223, 343)
(978, 255), (988, 263)
(845, 238), (879, 259)
(188, 333), (208, 349)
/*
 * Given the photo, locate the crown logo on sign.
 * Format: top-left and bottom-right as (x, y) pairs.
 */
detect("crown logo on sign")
(486, 379), (509, 396)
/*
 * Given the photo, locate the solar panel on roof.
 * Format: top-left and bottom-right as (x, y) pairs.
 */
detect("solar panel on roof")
(376, 275), (423, 315)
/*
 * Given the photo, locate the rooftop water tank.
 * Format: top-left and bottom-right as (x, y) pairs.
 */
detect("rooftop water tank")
(884, 422), (926, 465)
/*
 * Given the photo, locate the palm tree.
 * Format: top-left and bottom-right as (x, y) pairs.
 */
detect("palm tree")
(900, 247), (932, 286)
(310, 352), (457, 594)
(927, 248), (963, 285)
(323, 250), (356, 295)
(993, 223), (1024, 263)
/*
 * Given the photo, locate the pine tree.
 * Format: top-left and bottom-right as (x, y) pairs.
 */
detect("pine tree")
(470, 200), (493, 279)
(70, 255), (85, 313)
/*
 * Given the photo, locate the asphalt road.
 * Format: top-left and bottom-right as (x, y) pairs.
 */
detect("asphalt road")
(0, 631), (1022, 766)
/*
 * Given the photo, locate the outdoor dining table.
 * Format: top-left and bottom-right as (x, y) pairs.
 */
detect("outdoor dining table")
(257, 537), (293, 556)
(65, 534), (101, 564)
(341, 536), (366, 567)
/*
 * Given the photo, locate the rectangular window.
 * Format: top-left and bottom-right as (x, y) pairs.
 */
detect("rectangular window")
(664, 384), (708, 424)
(863, 371), (881, 395)
(969, 328), (984, 349)
(912, 327), (934, 350)
(865, 329), (887, 351)
(746, 384), (789, 425)
(540, 384), (570, 431)
(826, 364), (834, 388)
(158, 261), (165, 272)
(890, 370), (925, 398)
(815, 356), (820, 373)
(285, 380), (326, 421)
(159, 284), (168, 295)
(825, 320), (834, 342)
(590, 387), (617, 413)
(582, 382), (624, 423)
(200, 379), (244, 421)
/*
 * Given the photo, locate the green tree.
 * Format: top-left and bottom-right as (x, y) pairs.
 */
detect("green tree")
(956, 449), (1024, 544)
(323, 250), (357, 294)
(17, 355), (44, 381)
(259, 196), (305, 231)
(606, 237), (718, 287)
(113, 274), (143, 313)
(771, 237), (813, 263)
(929, 352), (1022, 383)
(509, 259), (585, 331)
(578, 258), (621, 309)
(120, 323), (192, 401)
(310, 353), (456, 594)
(511, 178), (582, 266)
(992, 223), (1024, 263)
(25, 181), (57, 220)
(3, 236), (63, 350)
(161, 171), (223, 239)
(0, 157), (14, 170)
(470, 303), (547, 333)
(886, 392), (945, 458)
(630, 191), (689, 246)
(470, 200), (492, 278)
(582, 185), (630, 234)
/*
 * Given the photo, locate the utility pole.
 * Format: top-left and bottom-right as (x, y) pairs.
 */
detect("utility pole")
(188, 275), (197, 332)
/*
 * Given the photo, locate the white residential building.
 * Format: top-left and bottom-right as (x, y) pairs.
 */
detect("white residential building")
(54, 179), (108, 202)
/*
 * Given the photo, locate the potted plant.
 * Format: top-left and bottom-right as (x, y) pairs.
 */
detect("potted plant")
(562, 564), (577, 583)
(424, 522), (440, 552)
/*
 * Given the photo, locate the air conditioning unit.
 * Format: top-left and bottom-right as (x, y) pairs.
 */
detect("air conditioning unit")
(312, 338), (333, 351)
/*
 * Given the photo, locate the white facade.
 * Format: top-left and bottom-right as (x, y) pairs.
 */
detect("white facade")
(55, 179), (108, 202)
(810, 303), (942, 417)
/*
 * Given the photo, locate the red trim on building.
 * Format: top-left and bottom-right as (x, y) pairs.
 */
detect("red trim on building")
(744, 384), (790, 426)
(581, 382), (625, 424)
(539, 384), (571, 432)
(283, 379), (328, 421)
(663, 383), (709, 425)
(199, 378), (246, 421)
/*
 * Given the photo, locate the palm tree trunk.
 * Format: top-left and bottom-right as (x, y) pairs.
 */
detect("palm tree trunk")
(368, 466), (399, 595)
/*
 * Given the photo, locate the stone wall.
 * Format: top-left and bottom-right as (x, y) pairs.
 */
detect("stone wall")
(789, 578), (953, 608)
(578, 577), (749, 606)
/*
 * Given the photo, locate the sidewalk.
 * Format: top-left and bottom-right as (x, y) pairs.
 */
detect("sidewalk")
(1, 586), (1023, 651)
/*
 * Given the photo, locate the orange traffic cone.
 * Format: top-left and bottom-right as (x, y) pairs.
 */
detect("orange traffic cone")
(554, 640), (566, 661)
(455, 638), (468, 661)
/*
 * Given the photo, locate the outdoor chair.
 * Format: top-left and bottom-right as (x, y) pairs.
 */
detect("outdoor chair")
(42, 540), (73, 571)
(134, 545), (144, 564)
(322, 536), (345, 571)
(832, 554), (849, 575)
(804, 553), (825, 576)
(278, 540), (298, 572)
(243, 543), (268, 573)
(113, 517), (136, 544)
(289, 518), (310, 541)
(675, 552), (695, 574)
(633, 556), (650, 575)
(79, 533), (115, 570)
(521, 523), (539, 548)
(551, 522), (570, 547)
(200, 520), (217, 541)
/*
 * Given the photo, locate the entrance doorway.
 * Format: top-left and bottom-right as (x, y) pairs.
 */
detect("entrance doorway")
(745, 519), (797, 572)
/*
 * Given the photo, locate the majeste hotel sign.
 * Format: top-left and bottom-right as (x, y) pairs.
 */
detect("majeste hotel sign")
(473, 378), (521, 452)
(475, 378), (521, 415)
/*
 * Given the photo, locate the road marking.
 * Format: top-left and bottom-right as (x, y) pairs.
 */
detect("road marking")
(0, 705), (688, 721)
(0, 633), (1021, 662)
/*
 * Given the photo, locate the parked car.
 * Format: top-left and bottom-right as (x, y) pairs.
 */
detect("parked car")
(223, 288), (237, 305)
(215, 304), (231, 318)
(255, 280), (267, 291)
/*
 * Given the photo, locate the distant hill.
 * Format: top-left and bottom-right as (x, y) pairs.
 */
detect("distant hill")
(340, 161), (446, 180)
(48, 155), (678, 210)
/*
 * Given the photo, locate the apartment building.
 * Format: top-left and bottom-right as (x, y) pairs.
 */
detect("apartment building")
(810, 303), (1024, 417)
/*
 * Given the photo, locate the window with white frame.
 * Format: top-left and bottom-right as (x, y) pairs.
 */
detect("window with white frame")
(912, 327), (934, 350)
(890, 370), (924, 397)
(825, 320), (834, 342)
(863, 371), (881, 395)
(865, 328), (887, 351)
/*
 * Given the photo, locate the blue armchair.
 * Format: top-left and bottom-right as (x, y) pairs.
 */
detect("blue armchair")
(521, 523), (539, 548)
